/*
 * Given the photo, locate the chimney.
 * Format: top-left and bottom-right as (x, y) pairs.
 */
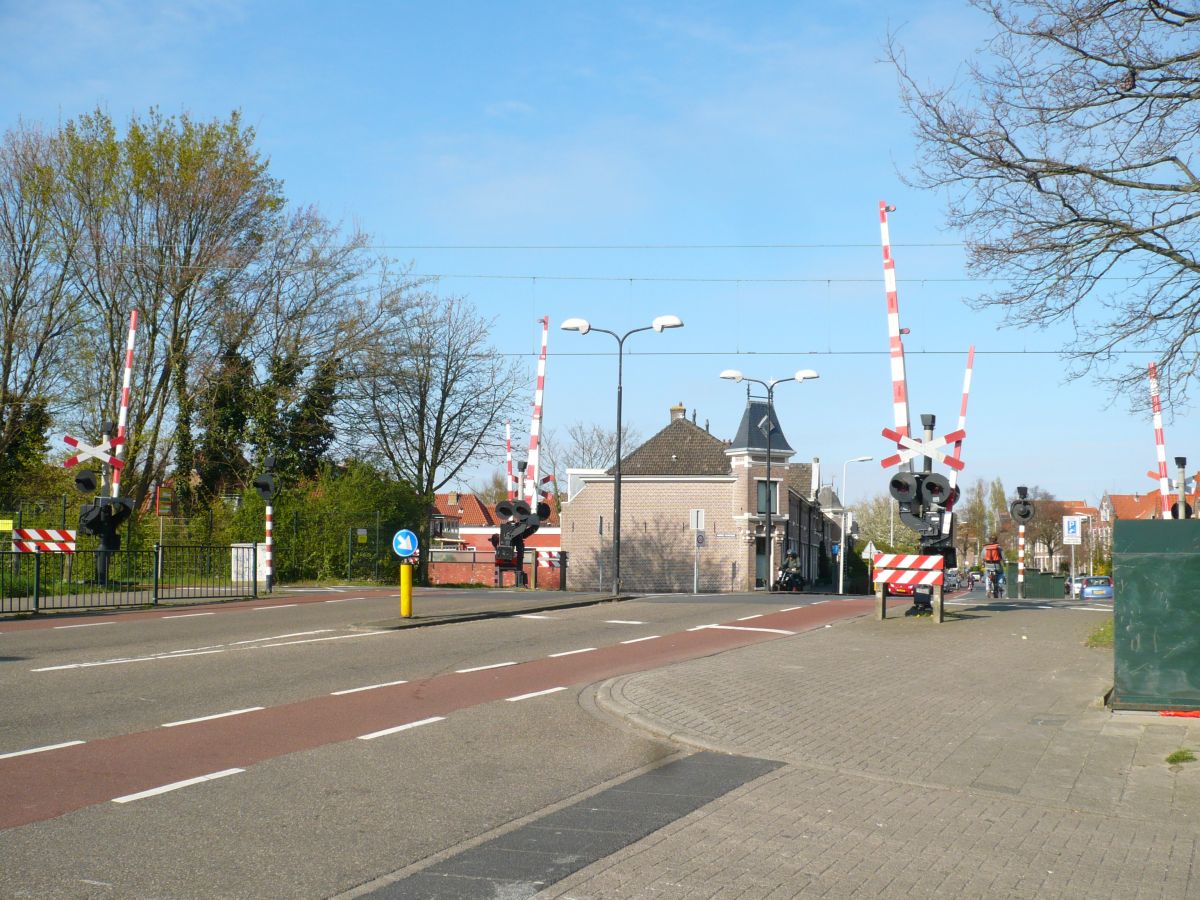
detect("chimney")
(810, 457), (820, 501)
(448, 491), (459, 506)
(670, 401), (686, 423)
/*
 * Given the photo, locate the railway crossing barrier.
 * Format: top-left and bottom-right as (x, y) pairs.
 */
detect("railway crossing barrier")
(873, 553), (946, 623)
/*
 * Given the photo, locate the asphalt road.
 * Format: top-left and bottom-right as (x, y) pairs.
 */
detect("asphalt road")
(0, 586), (869, 899)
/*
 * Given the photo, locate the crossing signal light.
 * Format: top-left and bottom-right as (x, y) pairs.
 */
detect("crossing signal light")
(74, 470), (98, 494)
(253, 473), (276, 502)
(1009, 499), (1035, 522)
(1171, 500), (1193, 519)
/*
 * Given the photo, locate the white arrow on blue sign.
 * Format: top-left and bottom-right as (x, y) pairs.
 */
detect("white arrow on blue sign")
(392, 529), (419, 558)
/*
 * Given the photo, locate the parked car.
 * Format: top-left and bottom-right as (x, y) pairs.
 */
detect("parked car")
(884, 582), (914, 598)
(1064, 576), (1087, 597)
(1079, 575), (1114, 601)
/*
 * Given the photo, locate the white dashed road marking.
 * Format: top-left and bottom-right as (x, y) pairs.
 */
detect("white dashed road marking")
(54, 622), (115, 629)
(506, 687), (567, 702)
(358, 717), (445, 741)
(0, 740), (85, 760)
(331, 679), (409, 695)
(549, 648), (596, 658)
(455, 662), (516, 673)
(620, 635), (660, 644)
(162, 707), (264, 728)
(112, 769), (244, 803)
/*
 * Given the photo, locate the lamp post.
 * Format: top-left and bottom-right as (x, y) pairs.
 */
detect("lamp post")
(838, 455), (873, 595)
(720, 368), (820, 591)
(562, 315), (684, 596)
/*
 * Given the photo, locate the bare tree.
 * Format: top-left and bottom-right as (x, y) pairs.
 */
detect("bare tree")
(890, 1), (1200, 406)
(541, 422), (642, 477)
(347, 290), (524, 578)
(1023, 488), (1070, 572)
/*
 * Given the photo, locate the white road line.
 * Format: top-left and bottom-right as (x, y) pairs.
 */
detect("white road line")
(604, 620), (645, 625)
(258, 632), (387, 648)
(506, 687), (567, 702)
(687, 623), (720, 631)
(253, 604), (297, 611)
(324, 598), (349, 603)
(694, 624), (795, 636)
(357, 717), (445, 740)
(161, 612), (215, 619)
(112, 768), (244, 803)
(779, 606), (804, 612)
(1070, 606), (1112, 612)
(331, 679), (409, 695)
(0, 740), (85, 760)
(548, 647), (596, 658)
(162, 707), (264, 728)
(232, 630), (331, 645)
(810, 600), (828, 605)
(54, 622), (115, 629)
(620, 635), (660, 644)
(517, 614), (554, 619)
(455, 662), (516, 673)
(737, 614), (763, 621)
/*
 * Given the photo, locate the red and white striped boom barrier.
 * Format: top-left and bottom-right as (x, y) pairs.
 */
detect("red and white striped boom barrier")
(524, 316), (549, 508)
(873, 553), (944, 587)
(505, 422), (515, 501)
(111, 309), (138, 498)
(536, 550), (562, 569)
(1148, 362), (1172, 517)
(12, 529), (76, 553)
(879, 202), (912, 464)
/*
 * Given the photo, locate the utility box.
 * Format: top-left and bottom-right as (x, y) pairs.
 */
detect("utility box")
(1112, 520), (1200, 711)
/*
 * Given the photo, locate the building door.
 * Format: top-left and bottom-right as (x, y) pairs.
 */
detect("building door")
(755, 536), (767, 588)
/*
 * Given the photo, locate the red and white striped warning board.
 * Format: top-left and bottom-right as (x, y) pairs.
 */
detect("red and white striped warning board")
(873, 553), (943, 586)
(12, 529), (76, 553)
(536, 550), (562, 568)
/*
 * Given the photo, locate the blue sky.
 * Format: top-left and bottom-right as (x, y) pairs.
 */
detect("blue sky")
(2, 0), (1190, 510)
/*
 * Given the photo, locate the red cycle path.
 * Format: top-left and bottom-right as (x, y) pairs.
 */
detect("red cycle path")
(0, 600), (872, 829)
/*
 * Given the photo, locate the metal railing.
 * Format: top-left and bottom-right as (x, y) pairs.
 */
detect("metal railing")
(0, 544), (258, 613)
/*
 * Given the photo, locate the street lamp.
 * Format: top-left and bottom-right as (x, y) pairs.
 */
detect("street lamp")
(562, 314), (683, 595)
(720, 368), (820, 591)
(838, 455), (874, 595)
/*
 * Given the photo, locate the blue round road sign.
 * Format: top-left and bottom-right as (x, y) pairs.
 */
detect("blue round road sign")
(392, 529), (419, 558)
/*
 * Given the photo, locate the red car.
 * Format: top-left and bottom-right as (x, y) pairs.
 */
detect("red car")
(884, 582), (914, 598)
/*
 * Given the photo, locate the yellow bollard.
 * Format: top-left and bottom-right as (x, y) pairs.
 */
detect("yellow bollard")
(400, 563), (412, 618)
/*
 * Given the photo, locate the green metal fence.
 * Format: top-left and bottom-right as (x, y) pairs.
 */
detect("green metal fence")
(0, 544), (258, 613)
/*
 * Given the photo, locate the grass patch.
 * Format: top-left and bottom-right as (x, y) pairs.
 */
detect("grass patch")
(1167, 749), (1196, 765)
(1085, 618), (1113, 649)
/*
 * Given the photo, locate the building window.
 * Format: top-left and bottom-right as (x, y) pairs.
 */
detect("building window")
(756, 480), (779, 515)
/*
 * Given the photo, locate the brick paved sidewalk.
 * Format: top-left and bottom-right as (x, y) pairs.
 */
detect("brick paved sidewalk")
(545, 605), (1200, 899)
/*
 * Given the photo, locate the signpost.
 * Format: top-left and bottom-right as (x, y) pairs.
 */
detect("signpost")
(393, 529), (419, 617)
(1063, 515), (1082, 598)
(690, 509), (706, 594)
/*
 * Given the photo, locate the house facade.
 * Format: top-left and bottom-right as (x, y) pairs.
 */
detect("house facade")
(560, 401), (831, 593)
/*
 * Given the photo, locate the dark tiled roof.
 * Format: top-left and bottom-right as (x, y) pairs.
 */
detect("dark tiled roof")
(610, 418), (731, 476)
(729, 399), (793, 454)
(786, 463), (814, 499)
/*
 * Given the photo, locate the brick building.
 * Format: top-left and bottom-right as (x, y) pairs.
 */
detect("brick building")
(560, 401), (831, 593)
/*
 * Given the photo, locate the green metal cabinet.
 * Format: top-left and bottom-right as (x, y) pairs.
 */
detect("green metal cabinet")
(1112, 520), (1200, 711)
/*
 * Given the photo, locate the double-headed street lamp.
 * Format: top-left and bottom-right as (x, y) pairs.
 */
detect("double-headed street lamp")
(561, 315), (684, 596)
(837, 455), (874, 594)
(720, 369), (819, 591)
